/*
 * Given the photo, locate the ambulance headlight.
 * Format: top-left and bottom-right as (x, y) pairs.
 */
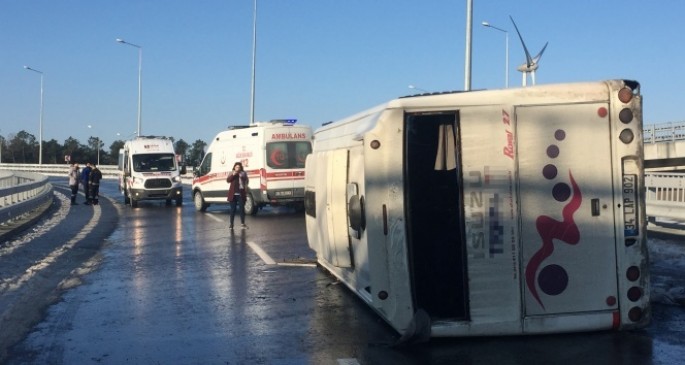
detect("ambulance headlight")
(173, 176), (182, 183)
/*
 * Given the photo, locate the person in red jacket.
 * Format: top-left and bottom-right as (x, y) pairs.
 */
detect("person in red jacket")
(226, 162), (249, 230)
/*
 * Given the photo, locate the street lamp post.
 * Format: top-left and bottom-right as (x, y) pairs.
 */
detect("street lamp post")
(250, 0), (258, 125)
(23, 66), (45, 164)
(116, 38), (143, 136)
(88, 124), (100, 165)
(482, 21), (509, 88)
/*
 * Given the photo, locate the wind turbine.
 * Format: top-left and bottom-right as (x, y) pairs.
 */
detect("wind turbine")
(510, 16), (548, 87)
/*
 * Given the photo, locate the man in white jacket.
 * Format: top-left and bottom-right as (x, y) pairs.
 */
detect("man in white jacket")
(68, 163), (80, 205)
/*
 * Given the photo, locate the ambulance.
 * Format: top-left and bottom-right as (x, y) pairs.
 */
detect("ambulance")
(118, 136), (186, 207)
(305, 80), (649, 339)
(192, 120), (312, 214)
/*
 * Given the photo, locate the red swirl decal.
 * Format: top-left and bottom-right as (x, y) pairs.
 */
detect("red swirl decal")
(525, 171), (582, 309)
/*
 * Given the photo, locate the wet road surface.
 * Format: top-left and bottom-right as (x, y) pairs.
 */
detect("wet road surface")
(2, 179), (685, 364)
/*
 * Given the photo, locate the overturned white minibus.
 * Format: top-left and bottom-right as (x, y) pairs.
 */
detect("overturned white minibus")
(304, 80), (649, 339)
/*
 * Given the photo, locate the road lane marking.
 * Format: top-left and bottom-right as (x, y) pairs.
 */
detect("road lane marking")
(206, 213), (224, 223)
(246, 241), (276, 265)
(337, 359), (361, 365)
(246, 241), (317, 267)
(277, 262), (317, 268)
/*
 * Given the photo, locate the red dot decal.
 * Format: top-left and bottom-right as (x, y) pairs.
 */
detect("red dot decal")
(598, 107), (608, 118)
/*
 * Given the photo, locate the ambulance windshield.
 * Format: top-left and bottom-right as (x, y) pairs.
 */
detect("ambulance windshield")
(132, 153), (177, 172)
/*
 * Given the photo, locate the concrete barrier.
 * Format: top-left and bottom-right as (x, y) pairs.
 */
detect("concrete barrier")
(646, 172), (685, 221)
(0, 171), (54, 232)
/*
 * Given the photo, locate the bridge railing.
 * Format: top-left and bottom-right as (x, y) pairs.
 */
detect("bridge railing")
(0, 163), (193, 183)
(0, 170), (54, 229)
(0, 163), (120, 179)
(644, 122), (685, 143)
(1, 165), (684, 226)
(645, 172), (685, 221)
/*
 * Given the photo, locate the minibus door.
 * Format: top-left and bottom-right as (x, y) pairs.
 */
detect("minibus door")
(517, 103), (618, 316)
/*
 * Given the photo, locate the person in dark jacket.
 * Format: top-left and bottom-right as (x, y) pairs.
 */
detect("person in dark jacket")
(89, 164), (103, 205)
(226, 162), (249, 230)
(81, 163), (92, 204)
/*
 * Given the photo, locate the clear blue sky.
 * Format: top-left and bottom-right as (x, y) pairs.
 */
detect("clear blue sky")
(2, 0), (683, 148)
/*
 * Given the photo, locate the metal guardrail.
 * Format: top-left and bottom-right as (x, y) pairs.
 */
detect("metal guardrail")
(646, 172), (685, 221)
(0, 164), (193, 236)
(0, 163), (193, 183)
(0, 171), (54, 228)
(0, 163), (120, 179)
(1, 165), (684, 226)
(644, 122), (685, 144)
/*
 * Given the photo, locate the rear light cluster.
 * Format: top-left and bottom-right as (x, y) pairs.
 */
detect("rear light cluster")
(615, 83), (647, 323)
(625, 265), (645, 322)
(617, 85), (637, 144)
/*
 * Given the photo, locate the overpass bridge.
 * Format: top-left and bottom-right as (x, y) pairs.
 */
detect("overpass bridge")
(644, 122), (685, 170)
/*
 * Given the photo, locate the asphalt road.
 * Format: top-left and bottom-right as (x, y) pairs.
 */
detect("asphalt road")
(1, 178), (684, 364)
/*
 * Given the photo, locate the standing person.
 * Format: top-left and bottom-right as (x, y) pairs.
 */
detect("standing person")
(89, 164), (103, 205)
(81, 162), (92, 205)
(68, 162), (80, 205)
(226, 162), (249, 230)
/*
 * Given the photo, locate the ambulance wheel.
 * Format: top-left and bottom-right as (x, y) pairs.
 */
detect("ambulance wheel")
(131, 198), (138, 208)
(193, 191), (208, 212)
(244, 194), (258, 216)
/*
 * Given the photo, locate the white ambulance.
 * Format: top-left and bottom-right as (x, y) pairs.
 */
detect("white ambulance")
(191, 120), (312, 214)
(118, 136), (186, 207)
(305, 80), (649, 339)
